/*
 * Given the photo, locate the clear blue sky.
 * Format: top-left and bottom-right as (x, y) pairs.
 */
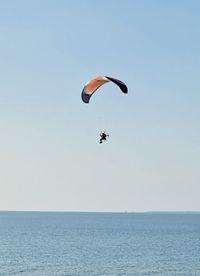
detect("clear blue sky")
(0, 0), (199, 211)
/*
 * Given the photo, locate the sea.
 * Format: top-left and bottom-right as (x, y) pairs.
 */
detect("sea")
(0, 212), (200, 276)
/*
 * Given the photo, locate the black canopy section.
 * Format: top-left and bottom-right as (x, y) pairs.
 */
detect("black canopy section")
(105, 76), (128, 94)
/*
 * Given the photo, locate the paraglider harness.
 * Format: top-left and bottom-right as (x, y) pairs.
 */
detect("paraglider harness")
(99, 131), (109, 144)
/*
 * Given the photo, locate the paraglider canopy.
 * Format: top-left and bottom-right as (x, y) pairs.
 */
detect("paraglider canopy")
(81, 76), (128, 103)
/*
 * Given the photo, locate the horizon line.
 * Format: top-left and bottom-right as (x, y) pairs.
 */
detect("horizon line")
(0, 210), (200, 214)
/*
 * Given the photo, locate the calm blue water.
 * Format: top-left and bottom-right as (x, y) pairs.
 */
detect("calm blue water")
(0, 212), (200, 276)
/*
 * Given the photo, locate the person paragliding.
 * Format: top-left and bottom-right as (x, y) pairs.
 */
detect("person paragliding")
(99, 131), (109, 144)
(81, 75), (128, 143)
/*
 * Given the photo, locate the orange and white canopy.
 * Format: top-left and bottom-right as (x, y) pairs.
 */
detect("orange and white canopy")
(81, 76), (128, 103)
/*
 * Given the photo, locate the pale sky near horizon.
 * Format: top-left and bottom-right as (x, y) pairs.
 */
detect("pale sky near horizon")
(0, 0), (200, 211)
